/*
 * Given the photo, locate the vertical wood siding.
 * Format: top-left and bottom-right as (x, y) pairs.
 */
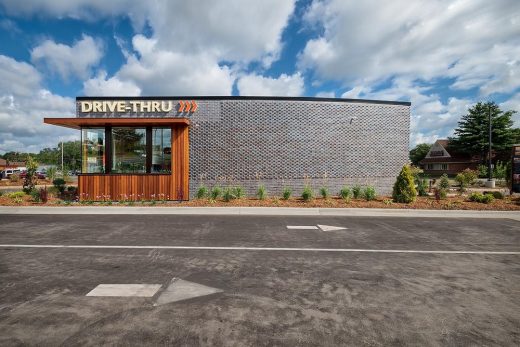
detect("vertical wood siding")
(78, 125), (189, 201)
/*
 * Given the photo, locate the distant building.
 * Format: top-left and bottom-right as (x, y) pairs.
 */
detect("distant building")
(419, 139), (478, 175)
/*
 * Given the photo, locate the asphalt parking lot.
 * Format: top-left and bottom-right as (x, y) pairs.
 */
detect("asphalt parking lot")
(0, 214), (519, 346)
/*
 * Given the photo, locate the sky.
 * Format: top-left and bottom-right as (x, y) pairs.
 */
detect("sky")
(0, 0), (519, 154)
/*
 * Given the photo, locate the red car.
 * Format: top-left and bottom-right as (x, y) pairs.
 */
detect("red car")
(19, 171), (46, 179)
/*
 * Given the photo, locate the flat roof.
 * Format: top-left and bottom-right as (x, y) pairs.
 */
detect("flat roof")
(44, 117), (190, 129)
(76, 96), (411, 107)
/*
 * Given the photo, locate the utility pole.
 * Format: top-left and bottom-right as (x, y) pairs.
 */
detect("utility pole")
(486, 103), (495, 188)
(61, 141), (64, 177)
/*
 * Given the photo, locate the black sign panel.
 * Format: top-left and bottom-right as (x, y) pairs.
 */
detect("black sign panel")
(512, 145), (520, 193)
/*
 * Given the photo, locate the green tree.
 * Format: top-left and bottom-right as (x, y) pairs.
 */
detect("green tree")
(449, 102), (516, 162)
(392, 165), (417, 203)
(23, 156), (38, 193)
(409, 143), (431, 165)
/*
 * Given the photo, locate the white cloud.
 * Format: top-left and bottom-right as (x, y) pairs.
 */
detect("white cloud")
(31, 34), (103, 80)
(315, 91), (335, 98)
(83, 71), (141, 96)
(237, 72), (304, 96)
(114, 35), (234, 96)
(299, 0), (520, 96)
(0, 55), (76, 153)
(500, 93), (520, 126)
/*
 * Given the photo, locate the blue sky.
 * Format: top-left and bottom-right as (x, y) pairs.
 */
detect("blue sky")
(0, 0), (519, 153)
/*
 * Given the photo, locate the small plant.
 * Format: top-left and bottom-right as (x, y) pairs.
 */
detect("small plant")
(233, 186), (245, 199)
(257, 185), (267, 200)
(23, 156), (38, 194)
(281, 187), (292, 200)
(339, 186), (351, 201)
(39, 187), (48, 203)
(383, 199), (393, 205)
(30, 189), (41, 202)
(455, 169), (478, 193)
(469, 192), (495, 204)
(301, 185), (313, 201)
(13, 197), (23, 204)
(392, 165), (417, 203)
(363, 186), (376, 201)
(210, 186), (222, 200)
(491, 191), (504, 199)
(352, 185), (362, 199)
(7, 191), (25, 199)
(319, 186), (330, 199)
(196, 185), (209, 199)
(222, 187), (236, 202)
(416, 178), (429, 197)
(438, 174), (450, 190)
(53, 178), (66, 194)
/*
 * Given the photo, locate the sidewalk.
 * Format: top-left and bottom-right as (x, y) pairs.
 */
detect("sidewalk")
(0, 206), (518, 220)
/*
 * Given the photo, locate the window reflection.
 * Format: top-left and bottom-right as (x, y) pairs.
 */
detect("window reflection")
(111, 128), (146, 173)
(81, 128), (105, 173)
(152, 128), (172, 173)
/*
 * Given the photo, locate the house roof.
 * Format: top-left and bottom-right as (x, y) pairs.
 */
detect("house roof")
(0, 158), (6, 166)
(420, 156), (477, 164)
(435, 139), (449, 148)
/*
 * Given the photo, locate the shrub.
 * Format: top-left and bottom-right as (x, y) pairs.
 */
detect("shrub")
(392, 165), (417, 203)
(339, 186), (351, 201)
(455, 169), (478, 192)
(301, 185), (313, 201)
(352, 185), (362, 199)
(491, 191), (504, 199)
(30, 189), (40, 202)
(363, 186), (377, 201)
(0, 191), (3, 197)
(53, 178), (66, 193)
(39, 187), (48, 203)
(233, 186), (245, 199)
(196, 185), (209, 199)
(469, 192), (494, 204)
(493, 161), (507, 180)
(13, 197), (23, 204)
(9, 173), (20, 183)
(46, 166), (57, 181)
(416, 178), (429, 197)
(319, 186), (330, 199)
(256, 185), (267, 200)
(281, 187), (292, 200)
(7, 191), (25, 199)
(210, 186), (222, 200)
(222, 187), (236, 202)
(477, 164), (488, 178)
(23, 156), (38, 194)
(438, 174), (450, 190)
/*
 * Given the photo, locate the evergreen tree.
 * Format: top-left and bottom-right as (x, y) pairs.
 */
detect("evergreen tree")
(392, 165), (417, 203)
(449, 102), (516, 161)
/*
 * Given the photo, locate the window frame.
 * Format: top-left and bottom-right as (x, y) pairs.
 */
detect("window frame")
(80, 126), (172, 175)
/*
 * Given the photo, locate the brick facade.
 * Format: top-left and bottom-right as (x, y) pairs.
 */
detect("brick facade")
(189, 98), (410, 197)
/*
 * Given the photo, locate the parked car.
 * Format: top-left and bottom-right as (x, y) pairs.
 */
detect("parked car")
(19, 171), (46, 179)
(5, 169), (21, 178)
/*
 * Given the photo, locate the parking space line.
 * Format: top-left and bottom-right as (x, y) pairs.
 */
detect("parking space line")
(0, 244), (519, 255)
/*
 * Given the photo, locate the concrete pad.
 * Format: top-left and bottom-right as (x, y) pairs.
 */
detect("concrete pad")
(86, 284), (162, 297)
(155, 278), (223, 306)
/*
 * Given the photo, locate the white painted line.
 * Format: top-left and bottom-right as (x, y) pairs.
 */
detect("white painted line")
(86, 284), (162, 297)
(287, 226), (319, 230)
(0, 244), (519, 255)
(155, 278), (223, 306)
(317, 224), (347, 231)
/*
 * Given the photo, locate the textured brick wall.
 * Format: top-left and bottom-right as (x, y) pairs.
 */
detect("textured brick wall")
(189, 99), (410, 198)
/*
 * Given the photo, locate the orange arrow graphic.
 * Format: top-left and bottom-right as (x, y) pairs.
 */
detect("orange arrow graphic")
(191, 100), (197, 112)
(178, 100), (185, 112)
(185, 100), (191, 112)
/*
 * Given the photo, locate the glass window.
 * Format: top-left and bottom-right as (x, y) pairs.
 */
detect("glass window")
(111, 128), (146, 173)
(152, 128), (172, 173)
(81, 128), (105, 173)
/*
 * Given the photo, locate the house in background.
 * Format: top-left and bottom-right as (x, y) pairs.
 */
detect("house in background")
(419, 139), (479, 176)
(0, 159), (27, 179)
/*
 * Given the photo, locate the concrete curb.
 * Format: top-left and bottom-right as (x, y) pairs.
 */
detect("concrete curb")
(0, 206), (518, 220)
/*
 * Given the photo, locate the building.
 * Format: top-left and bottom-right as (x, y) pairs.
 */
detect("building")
(419, 139), (479, 176)
(0, 159), (26, 179)
(44, 96), (410, 200)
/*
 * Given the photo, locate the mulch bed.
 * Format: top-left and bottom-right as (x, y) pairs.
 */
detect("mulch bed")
(1, 194), (519, 211)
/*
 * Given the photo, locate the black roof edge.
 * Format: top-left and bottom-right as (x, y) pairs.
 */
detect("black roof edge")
(75, 95), (411, 106)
